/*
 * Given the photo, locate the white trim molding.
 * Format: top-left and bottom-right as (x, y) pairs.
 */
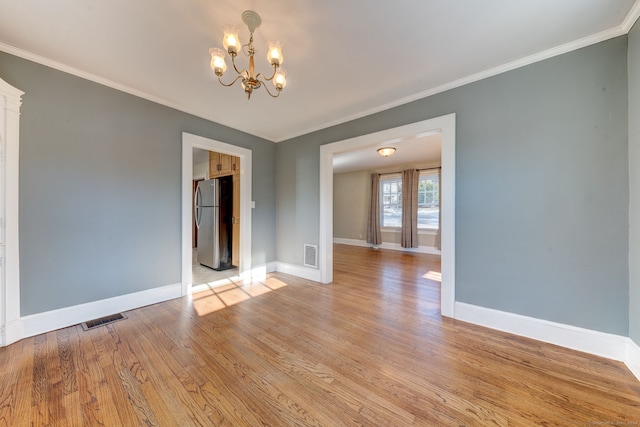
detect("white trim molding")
(276, 262), (322, 283)
(455, 302), (631, 363)
(333, 238), (441, 255)
(319, 114), (456, 318)
(241, 262), (277, 281)
(181, 132), (252, 297)
(627, 339), (640, 381)
(19, 283), (181, 340)
(455, 302), (640, 382)
(0, 77), (23, 347)
(622, 0), (640, 32)
(3, 4), (638, 144)
(189, 262), (278, 294)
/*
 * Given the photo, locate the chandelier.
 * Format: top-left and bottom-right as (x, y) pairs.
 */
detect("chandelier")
(209, 10), (287, 99)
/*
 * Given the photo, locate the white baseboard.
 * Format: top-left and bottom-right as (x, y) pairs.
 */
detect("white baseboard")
(276, 261), (322, 282)
(189, 262), (279, 294)
(627, 339), (640, 381)
(8, 275), (640, 383)
(333, 237), (441, 255)
(454, 302), (630, 362)
(240, 262), (278, 282)
(16, 283), (182, 342)
(333, 238), (372, 248)
(5, 318), (23, 347)
(15, 262), (287, 340)
(244, 261), (278, 276)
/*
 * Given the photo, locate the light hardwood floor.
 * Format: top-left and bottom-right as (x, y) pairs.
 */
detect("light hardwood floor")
(1, 244), (639, 426)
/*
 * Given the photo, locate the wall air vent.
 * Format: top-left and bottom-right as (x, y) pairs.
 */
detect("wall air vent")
(81, 313), (127, 331)
(304, 244), (319, 269)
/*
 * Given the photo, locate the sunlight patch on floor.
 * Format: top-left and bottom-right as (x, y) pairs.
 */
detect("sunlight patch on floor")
(422, 270), (441, 282)
(191, 273), (289, 316)
(263, 277), (288, 290)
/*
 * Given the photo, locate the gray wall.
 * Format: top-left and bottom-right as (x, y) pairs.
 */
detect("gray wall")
(277, 36), (629, 335)
(334, 170), (370, 241)
(629, 22), (640, 345)
(0, 52), (276, 316)
(275, 138), (320, 266)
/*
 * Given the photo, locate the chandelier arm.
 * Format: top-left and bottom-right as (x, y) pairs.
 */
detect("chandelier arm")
(241, 43), (252, 57)
(256, 64), (278, 82)
(217, 74), (244, 87)
(262, 84), (281, 98)
(230, 54), (247, 77)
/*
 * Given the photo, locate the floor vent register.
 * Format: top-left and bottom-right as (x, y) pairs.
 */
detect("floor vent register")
(81, 313), (128, 331)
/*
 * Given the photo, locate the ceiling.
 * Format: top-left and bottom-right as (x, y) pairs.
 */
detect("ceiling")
(333, 133), (441, 174)
(0, 1), (638, 143)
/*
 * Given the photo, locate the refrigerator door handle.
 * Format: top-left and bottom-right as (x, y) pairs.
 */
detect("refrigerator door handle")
(194, 185), (202, 229)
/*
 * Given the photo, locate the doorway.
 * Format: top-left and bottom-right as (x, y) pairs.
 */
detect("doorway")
(181, 133), (253, 296)
(331, 134), (442, 252)
(318, 114), (456, 317)
(192, 149), (240, 287)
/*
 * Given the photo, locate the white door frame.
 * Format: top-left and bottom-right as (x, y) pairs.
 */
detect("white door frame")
(181, 132), (252, 296)
(318, 114), (456, 317)
(0, 77), (24, 346)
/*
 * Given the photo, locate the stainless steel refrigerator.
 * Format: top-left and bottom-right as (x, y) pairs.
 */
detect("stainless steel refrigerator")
(194, 177), (233, 270)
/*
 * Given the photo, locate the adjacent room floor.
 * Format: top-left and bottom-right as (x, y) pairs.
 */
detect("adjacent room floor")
(1, 244), (638, 425)
(192, 247), (239, 288)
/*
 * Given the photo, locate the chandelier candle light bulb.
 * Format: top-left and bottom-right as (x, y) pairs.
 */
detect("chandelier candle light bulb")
(209, 48), (227, 75)
(209, 10), (288, 99)
(267, 41), (283, 66)
(222, 26), (240, 54)
(274, 69), (287, 90)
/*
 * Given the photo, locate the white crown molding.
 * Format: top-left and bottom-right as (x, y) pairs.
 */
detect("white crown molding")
(0, 42), (178, 111)
(0, 42), (274, 142)
(0, 76), (24, 99)
(622, 0), (640, 32)
(273, 26), (627, 142)
(1, 5), (638, 144)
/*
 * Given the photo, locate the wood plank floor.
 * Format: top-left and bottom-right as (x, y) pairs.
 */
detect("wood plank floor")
(1, 244), (639, 426)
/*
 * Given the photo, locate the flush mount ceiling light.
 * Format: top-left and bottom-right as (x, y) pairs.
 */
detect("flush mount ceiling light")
(377, 147), (396, 157)
(209, 10), (287, 100)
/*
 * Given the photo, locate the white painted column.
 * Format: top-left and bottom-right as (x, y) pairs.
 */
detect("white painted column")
(0, 77), (24, 346)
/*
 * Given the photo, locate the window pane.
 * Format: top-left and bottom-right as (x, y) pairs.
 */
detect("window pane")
(418, 173), (439, 229)
(379, 173), (439, 229)
(380, 177), (402, 227)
